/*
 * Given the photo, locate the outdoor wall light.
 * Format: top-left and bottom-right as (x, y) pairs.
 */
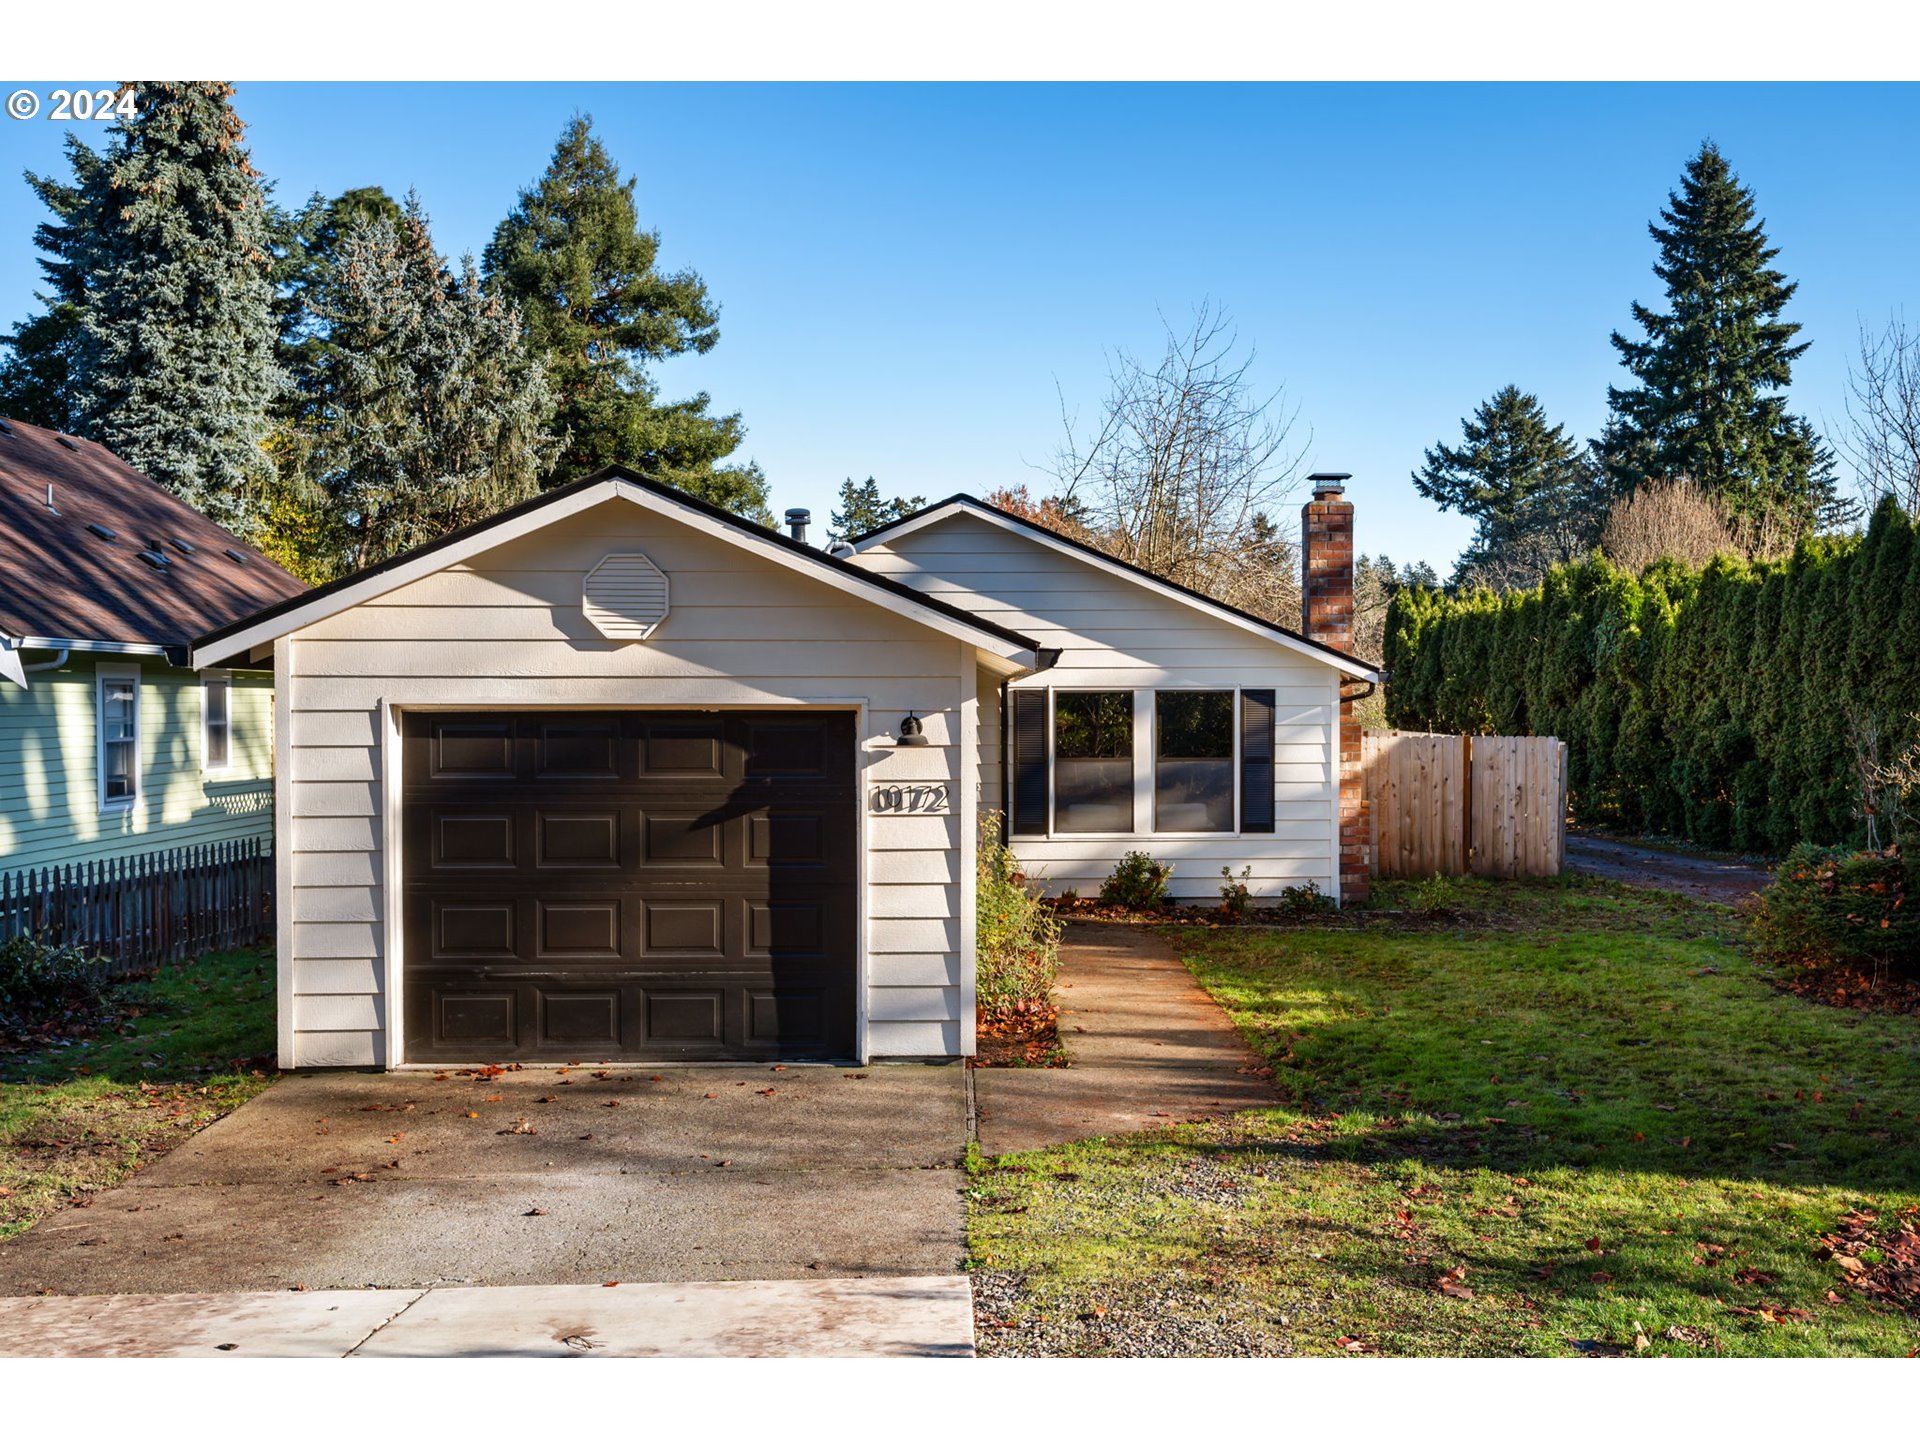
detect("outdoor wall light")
(895, 712), (930, 746)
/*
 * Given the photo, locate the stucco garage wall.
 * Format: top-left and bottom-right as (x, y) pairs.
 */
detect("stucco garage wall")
(859, 513), (1340, 901)
(278, 497), (975, 1068)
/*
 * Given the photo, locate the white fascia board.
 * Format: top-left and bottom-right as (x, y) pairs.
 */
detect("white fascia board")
(16, 635), (175, 657)
(192, 479), (1037, 669)
(850, 501), (1382, 682)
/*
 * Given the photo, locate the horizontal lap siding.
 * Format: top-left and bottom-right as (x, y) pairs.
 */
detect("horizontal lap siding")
(0, 658), (275, 870)
(858, 514), (1340, 900)
(283, 498), (972, 1066)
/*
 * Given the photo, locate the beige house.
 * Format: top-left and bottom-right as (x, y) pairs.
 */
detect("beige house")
(193, 468), (1375, 1068)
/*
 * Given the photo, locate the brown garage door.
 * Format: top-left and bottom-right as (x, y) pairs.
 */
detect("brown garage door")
(402, 710), (857, 1063)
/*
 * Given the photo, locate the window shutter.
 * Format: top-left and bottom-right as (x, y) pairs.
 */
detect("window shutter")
(1240, 689), (1275, 833)
(1011, 689), (1049, 835)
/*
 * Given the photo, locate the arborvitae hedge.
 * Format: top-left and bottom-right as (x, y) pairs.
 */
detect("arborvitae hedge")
(1383, 497), (1920, 852)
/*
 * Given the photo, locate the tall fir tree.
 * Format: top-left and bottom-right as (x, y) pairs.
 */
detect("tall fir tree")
(827, 477), (925, 542)
(305, 199), (557, 571)
(1603, 142), (1838, 542)
(483, 117), (766, 518)
(0, 137), (108, 432)
(39, 83), (286, 537)
(1412, 384), (1604, 589)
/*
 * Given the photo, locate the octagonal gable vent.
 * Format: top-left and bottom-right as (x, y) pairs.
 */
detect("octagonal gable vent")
(584, 552), (670, 640)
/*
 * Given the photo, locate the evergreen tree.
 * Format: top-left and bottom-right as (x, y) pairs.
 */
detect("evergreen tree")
(484, 117), (765, 517)
(44, 83), (286, 537)
(276, 185), (404, 376)
(0, 138), (108, 430)
(1603, 142), (1837, 541)
(306, 200), (557, 571)
(828, 477), (926, 542)
(1413, 385), (1603, 589)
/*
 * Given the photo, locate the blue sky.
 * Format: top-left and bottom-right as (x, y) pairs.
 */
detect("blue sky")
(1, 81), (1914, 570)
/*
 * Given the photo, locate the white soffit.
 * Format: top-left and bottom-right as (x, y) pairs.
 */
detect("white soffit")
(584, 552), (670, 640)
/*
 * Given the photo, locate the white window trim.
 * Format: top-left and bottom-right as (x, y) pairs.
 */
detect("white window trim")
(96, 662), (142, 814)
(1039, 685), (1249, 841)
(202, 669), (233, 775)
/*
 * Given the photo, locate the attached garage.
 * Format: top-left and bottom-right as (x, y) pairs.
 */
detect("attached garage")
(190, 470), (1045, 1069)
(402, 709), (858, 1063)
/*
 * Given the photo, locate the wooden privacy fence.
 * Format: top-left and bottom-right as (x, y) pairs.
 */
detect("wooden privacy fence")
(0, 838), (274, 976)
(1363, 732), (1569, 879)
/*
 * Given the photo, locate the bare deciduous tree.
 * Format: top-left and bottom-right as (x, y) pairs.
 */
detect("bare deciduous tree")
(1842, 314), (1920, 520)
(1599, 478), (1744, 574)
(1048, 304), (1307, 624)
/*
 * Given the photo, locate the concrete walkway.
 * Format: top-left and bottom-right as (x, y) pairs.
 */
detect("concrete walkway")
(0, 1276), (974, 1358)
(971, 922), (1277, 1155)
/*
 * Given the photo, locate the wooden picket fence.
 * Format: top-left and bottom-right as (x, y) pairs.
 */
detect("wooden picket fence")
(0, 838), (274, 977)
(1362, 731), (1568, 879)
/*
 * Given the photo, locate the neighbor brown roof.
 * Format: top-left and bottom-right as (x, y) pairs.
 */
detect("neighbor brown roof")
(0, 416), (306, 653)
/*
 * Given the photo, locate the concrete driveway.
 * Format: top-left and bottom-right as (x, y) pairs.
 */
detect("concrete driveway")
(0, 1063), (968, 1297)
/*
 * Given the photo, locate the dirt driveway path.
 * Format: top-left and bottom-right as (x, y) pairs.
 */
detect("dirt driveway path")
(1565, 831), (1772, 905)
(0, 1063), (966, 1297)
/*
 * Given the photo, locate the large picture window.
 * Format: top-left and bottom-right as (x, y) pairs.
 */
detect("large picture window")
(1155, 690), (1234, 832)
(98, 666), (140, 811)
(1053, 690), (1134, 833)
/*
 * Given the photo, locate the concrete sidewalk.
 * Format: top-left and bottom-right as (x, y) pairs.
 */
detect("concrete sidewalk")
(0, 1275), (974, 1358)
(970, 922), (1277, 1155)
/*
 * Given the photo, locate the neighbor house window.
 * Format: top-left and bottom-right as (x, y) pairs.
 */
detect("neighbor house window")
(97, 666), (140, 811)
(1053, 690), (1134, 833)
(1155, 690), (1235, 832)
(203, 671), (232, 773)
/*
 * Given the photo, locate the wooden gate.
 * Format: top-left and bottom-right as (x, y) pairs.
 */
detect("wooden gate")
(1363, 731), (1568, 878)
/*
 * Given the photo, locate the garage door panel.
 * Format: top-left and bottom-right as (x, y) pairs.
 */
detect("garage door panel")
(536, 810), (623, 868)
(642, 811), (727, 865)
(404, 710), (857, 1062)
(431, 811), (516, 868)
(534, 718), (622, 779)
(536, 899), (623, 960)
(433, 900), (517, 960)
(640, 721), (727, 777)
(429, 719), (516, 778)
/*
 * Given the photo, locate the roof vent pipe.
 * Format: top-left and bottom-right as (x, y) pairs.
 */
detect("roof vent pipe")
(784, 508), (811, 544)
(44, 483), (57, 513)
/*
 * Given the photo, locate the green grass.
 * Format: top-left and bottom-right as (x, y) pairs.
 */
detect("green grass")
(1, 946), (276, 1241)
(966, 877), (1920, 1356)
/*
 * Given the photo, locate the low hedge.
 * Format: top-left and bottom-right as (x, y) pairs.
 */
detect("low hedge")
(1750, 844), (1919, 972)
(0, 934), (114, 1037)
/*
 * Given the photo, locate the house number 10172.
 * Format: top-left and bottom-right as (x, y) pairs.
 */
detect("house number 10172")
(869, 783), (951, 814)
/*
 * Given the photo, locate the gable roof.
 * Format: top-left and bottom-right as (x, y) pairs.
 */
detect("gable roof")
(848, 494), (1382, 680)
(0, 416), (306, 655)
(191, 466), (1046, 670)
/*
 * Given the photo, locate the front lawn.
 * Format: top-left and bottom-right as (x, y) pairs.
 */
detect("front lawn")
(966, 878), (1920, 1356)
(1, 946), (276, 1241)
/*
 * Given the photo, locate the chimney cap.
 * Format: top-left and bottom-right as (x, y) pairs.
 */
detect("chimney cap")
(1308, 472), (1351, 496)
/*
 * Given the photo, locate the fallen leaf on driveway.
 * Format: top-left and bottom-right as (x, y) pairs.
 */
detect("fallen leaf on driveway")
(524, 1207), (547, 1217)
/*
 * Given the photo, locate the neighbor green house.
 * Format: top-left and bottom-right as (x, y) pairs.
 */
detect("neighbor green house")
(0, 417), (306, 872)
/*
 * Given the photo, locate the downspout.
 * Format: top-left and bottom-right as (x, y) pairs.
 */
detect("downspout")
(0, 638), (71, 689)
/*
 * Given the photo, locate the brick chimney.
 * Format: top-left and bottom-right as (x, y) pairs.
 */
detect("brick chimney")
(1301, 472), (1369, 904)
